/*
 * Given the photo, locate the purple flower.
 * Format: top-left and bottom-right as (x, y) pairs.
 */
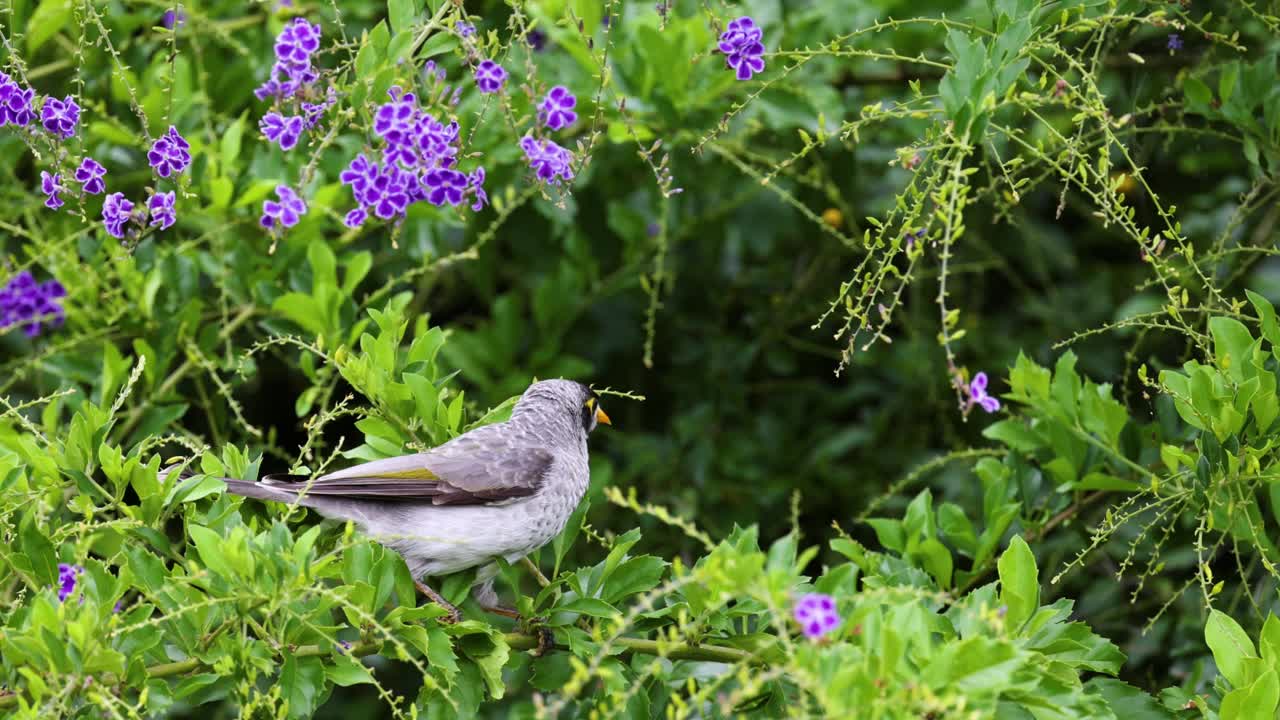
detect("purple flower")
(301, 89), (336, 129)
(260, 112), (304, 150)
(254, 63), (316, 101)
(113, 599), (124, 612)
(467, 167), (488, 211)
(40, 172), (64, 210)
(1167, 33), (1183, 52)
(474, 60), (507, 94)
(340, 153), (378, 197)
(424, 168), (467, 206)
(275, 18), (322, 69)
(904, 228), (926, 251)
(102, 193), (135, 239)
(256, 19), (321, 100)
(260, 185), (307, 229)
(161, 7), (187, 29)
(457, 21), (475, 37)
(717, 17), (765, 81)
(147, 126), (191, 178)
(368, 166), (411, 219)
(74, 158), (106, 195)
(967, 372), (1001, 413)
(40, 95), (80, 139)
(411, 115), (459, 169)
(374, 88), (418, 144)
(538, 86), (578, 131)
(519, 135), (574, 184)
(57, 563), (83, 602)
(343, 207), (368, 228)
(0, 271), (66, 337)
(0, 72), (35, 127)
(148, 191), (176, 230)
(527, 29), (547, 51)
(793, 593), (840, 640)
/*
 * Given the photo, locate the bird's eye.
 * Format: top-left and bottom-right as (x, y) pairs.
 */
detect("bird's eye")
(581, 397), (596, 431)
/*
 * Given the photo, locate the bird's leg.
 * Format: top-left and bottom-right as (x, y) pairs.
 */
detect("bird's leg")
(478, 603), (554, 657)
(415, 579), (462, 624)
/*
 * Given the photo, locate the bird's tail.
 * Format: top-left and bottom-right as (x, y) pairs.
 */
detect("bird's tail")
(160, 465), (307, 505)
(222, 478), (304, 505)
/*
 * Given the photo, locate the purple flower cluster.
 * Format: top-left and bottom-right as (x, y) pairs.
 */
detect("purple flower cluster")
(717, 17), (765, 81)
(57, 563), (83, 602)
(538, 86), (577, 131)
(260, 185), (307, 229)
(1167, 33), (1183, 52)
(474, 60), (507, 94)
(339, 87), (487, 226)
(40, 172), (64, 210)
(0, 71), (35, 127)
(520, 135), (574, 185)
(457, 21), (475, 37)
(40, 95), (80, 138)
(102, 192), (135, 238)
(967, 372), (1000, 413)
(301, 87), (337, 129)
(149, 191), (177, 230)
(148, 125), (191, 178)
(1, 271), (66, 337)
(255, 18), (322, 100)
(793, 593), (840, 640)
(260, 112), (304, 150)
(75, 158), (106, 194)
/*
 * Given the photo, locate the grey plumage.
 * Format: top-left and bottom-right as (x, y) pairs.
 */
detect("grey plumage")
(218, 379), (608, 615)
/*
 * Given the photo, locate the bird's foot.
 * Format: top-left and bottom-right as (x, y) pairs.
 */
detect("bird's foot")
(415, 580), (462, 624)
(480, 604), (554, 656)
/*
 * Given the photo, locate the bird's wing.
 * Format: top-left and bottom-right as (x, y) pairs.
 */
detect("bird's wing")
(262, 423), (553, 505)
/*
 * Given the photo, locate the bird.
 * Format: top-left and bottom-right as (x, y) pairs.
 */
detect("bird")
(217, 379), (610, 624)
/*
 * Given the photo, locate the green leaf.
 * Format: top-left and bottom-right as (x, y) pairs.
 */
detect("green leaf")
(1211, 316), (1256, 383)
(325, 655), (376, 686)
(387, 0), (421, 34)
(220, 115), (245, 169)
(27, 0), (72, 52)
(603, 556), (666, 604)
(280, 655), (326, 718)
(1261, 613), (1280, 671)
(273, 293), (326, 337)
(997, 535), (1038, 631)
(1247, 290), (1280, 355)
(1221, 669), (1278, 720)
(921, 635), (1020, 692)
(1087, 678), (1176, 719)
(555, 597), (620, 618)
(1207, 609), (1258, 688)
(938, 503), (977, 556)
(1184, 76), (1213, 109)
(982, 419), (1042, 452)
(866, 518), (906, 553)
(187, 524), (235, 580)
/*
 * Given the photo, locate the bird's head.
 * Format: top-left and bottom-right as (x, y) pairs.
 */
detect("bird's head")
(514, 379), (611, 435)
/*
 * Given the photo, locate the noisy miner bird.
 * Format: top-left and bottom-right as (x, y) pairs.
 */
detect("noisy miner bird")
(219, 379), (609, 624)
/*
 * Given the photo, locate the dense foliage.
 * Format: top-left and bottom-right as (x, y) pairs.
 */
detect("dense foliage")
(3, 0), (1280, 717)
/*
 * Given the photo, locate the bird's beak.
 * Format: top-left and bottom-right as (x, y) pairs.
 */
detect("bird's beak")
(596, 407), (612, 425)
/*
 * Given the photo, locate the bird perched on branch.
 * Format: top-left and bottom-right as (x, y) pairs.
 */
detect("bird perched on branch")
(217, 379), (610, 627)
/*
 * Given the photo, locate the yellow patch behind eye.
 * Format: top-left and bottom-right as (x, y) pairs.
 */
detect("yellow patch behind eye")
(585, 397), (597, 410)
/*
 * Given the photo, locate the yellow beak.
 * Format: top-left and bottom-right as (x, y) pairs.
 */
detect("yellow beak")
(595, 407), (612, 425)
